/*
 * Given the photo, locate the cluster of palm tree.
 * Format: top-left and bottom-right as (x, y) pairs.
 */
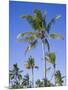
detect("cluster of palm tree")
(9, 9), (65, 88)
(9, 63), (32, 89)
(9, 64), (23, 88)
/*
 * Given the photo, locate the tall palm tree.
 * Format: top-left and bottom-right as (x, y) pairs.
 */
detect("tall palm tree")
(17, 9), (63, 86)
(24, 56), (38, 87)
(9, 63), (23, 88)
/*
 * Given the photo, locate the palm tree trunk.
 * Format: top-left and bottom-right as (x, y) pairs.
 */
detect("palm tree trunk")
(53, 64), (56, 86)
(32, 68), (34, 88)
(41, 40), (47, 87)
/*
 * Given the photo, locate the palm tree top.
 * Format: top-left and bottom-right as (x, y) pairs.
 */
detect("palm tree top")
(20, 9), (61, 32)
(20, 9), (45, 31)
(45, 52), (56, 64)
(24, 56), (38, 69)
(17, 9), (63, 43)
(9, 63), (23, 76)
(27, 56), (34, 68)
(55, 70), (64, 85)
(17, 9), (63, 54)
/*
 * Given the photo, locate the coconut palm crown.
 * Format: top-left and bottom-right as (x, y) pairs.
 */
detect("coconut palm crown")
(17, 9), (63, 53)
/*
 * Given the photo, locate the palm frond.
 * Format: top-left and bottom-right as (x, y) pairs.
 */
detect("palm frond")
(17, 32), (36, 38)
(34, 9), (42, 19)
(46, 15), (61, 33)
(20, 14), (42, 30)
(48, 33), (64, 39)
(17, 32), (37, 41)
(55, 70), (64, 86)
(18, 74), (22, 80)
(20, 15), (33, 24)
(24, 56), (35, 69)
(33, 9), (45, 30)
(21, 13), (43, 30)
(17, 36), (36, 42)
(46, 52), (56, 65)
(20, 9), (47, 31)
(42, 11), (47, 30)
(34, 9), (43, 24)
(25, 40), (38, 54)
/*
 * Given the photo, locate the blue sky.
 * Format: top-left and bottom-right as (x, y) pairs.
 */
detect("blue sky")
(9, 1), (66, 86)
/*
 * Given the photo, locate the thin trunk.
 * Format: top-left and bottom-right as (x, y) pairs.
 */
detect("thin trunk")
(32, 68), (34, 88)
(53, 64), (56, 86)
(41, 40), (47, 87)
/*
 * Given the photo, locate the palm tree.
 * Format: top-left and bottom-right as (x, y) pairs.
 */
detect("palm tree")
(17, 9), (63, 86)
(24, 56), (38, 87)
(55, 70), (64, 86)
(21, 74), (30, 88)
(36, 79), (44, 87)
(9, 63), (23, 88)
(36, 78), (54, 87)
(45, 52), (56, 85)
(42, 78), (55, 87)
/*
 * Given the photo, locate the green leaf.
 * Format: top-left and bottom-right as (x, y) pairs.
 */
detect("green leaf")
(48, 33), (64, 39)
(18, 74), (22, 80)
(33, 9), (45, 30)
(21, 15), (32, 19)
(46, 15), (61, 33)
(17, 35), (36, 42)
(55, 70), (64, 86)
(47, 52), (56, 65)
(24, 56), (35, 69)
(17, 32), (37, 42)
(20, 9), (45, 31)
(34, 9), (43, 21)
(17, 32), (36, 38)
(20, 15), (33, 25)
(25, 40), (37, 54)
